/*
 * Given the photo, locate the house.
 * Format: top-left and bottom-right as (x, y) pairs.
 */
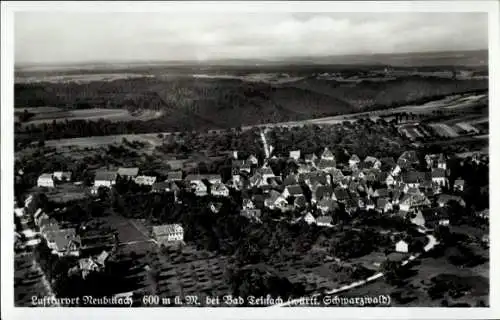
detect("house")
(380, 157), (396, 170)
(264, 190), (288, 210)
(329, 168), (344, 182)
(437, 194), (466, 207)
(151, 181), (180, 194)
(267, 177), (283, 187)
(211, 183), (230, 197)
(317, 199), (338, 214)
(312, 186), (334, 204)
(334, 188), (350, 203)
(79, 257), (100, 279)
(304, 153), (318, 164)
(454, 178), (465, 192)
(302, 212), (316, 225)
(321, 147), (335, 161)
(282, 185), (304, 199)
(167, 170), (183, 181)
(407, 187), (421, 196)
(395, 239), (409, 253)
(242, 198), (255, 210)
(134, 176), (157, 186)
(247, 155), (259, 166)
(431, 168), (447, 186)
(373, 188), (389, 199)
(249, 173), (264, 187)
(37, 173), (55, 188)
(79, 251), (109, 279)
(349, 154), (361, 168)
(152, 224), (184, 244)
(289, 150), (301, 160)
(45, 228), (81, 257)
(241, 209), (262, 222)
(365, 198), (375, 210)
(401, 171), (425, 188)
(376, 198), (393, 213)
(437, 154), (447, 170)
(317, 159), (336, 172)
(185, 174), (221, 184)
(283, 174), (299, 186)
(316, 215), (333, 227)
(53, 171), (72, 182)
(391, 164), (402, 177)
(117, 167), (139, 179)
(410, 210), (426, 227)
(297, 164), (314, 174)
(364, 156), (381, 169)
(240, 162), (252, 174)
(258, 167), (275, 181)
(94, 171), (117, 189)
(294, 196), (307, 209)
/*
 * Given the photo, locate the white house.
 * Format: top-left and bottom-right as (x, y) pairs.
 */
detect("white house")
(134, 176), (157, 186)
(303, 212), (316, 225)
(94, 171), (117, 189)
(191, 181), (208, 196)
(431, 168), (447, 186)
(454, 179), (465, 192)
(53, 171), (72, 182)
(37, 173), (55, 188)
(117, 167), (139, 180)
(211, 183), (230, 197)
(316, 215), (333, 227)
(349, 154), (361, 168)
(152, 224), (184, 244)
(395, 239), (409, 253)
(289, 150), (301, 160)
(282, 185), (303, 199)
(391, 165), (402, 177)
(321, 147), (335, 161)
(247, 155), (259, 166)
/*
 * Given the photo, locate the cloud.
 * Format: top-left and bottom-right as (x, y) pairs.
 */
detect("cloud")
(14, 12), (487, 64)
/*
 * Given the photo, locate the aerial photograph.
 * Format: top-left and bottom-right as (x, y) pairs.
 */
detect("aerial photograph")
(12, 10), (489, 308)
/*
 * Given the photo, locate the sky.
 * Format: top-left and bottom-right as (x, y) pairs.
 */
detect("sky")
(14, 12), (488, 65)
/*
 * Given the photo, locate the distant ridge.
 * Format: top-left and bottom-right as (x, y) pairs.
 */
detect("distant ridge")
(15, 49), (487, 73)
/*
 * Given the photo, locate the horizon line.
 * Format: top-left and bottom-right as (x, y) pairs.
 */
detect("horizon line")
(14, 48), (488, 69)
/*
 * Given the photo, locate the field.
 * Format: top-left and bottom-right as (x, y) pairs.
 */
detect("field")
(45, 132), (168, 149)
(15, 73), (155, 84)
(17, 108), (162, 126)
(428, 123), (460, 138)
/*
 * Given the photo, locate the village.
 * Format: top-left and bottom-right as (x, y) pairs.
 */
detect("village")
(13, 122), (490, 306)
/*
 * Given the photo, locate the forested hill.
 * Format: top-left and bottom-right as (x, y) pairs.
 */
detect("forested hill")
(14, 75), (488, 143)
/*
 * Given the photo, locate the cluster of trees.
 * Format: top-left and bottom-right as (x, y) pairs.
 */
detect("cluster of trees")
(267, 121), (405, 160)
(225, 266), (305, 304)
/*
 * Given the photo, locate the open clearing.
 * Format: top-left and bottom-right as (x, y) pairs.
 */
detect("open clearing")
(45, 132), (168, 149)
(428, 123), (459, 137)
(20, 108), (162, 126)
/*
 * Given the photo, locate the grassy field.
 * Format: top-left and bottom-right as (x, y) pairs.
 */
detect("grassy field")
(19, 108), (162, 126)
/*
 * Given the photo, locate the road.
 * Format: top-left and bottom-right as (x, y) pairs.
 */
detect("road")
(271, 227), (438, 307)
